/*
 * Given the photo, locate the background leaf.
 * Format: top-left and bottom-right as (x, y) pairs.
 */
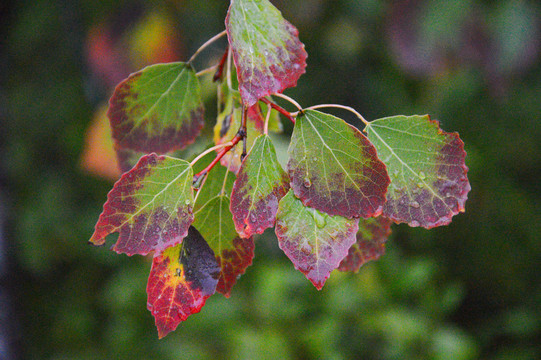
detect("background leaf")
(288, 109), (390, 218)
(338, 216), (393, 272)
(225, 0), (307, 106)
(109, 62), (204, 153)
(366, 115), (470, 228)
(193, 196), (254, 297)
(90, 153), (194, 256)
(147, 227), (219, 338)
(230, 134), (289, 238)
(275, 191), (359, 289)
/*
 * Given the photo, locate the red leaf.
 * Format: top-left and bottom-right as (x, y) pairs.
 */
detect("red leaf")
(225, 0), (307, 106)
(230, 135), (289, 238)
(90, 153), (194, 256)
(147, 227), (219, 338)
(275, 191), (359, 289)
(338, 217), (392, 272)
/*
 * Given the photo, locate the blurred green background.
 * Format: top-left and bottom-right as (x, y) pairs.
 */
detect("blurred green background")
(1, 0), (540, 359)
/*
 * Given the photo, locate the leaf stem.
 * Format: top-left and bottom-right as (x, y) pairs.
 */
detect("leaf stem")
(190, 142), (232, 167)
(304, 104), (370, 126)
(196, 65), (219, 77)
(263, 104), (272, 135)
(188, 30), (227, 64)
(261, 97), (295, 123)
(192, 113), (247, 183)
(272, 92), (302, 111)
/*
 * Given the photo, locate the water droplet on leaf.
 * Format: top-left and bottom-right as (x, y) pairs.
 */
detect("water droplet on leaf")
(312, 211), (327, 228)
(419, 171), (426, 180)
(303, 177), (312, 188)
(410, 201), (420, 208)
(185, 199), (191, 205)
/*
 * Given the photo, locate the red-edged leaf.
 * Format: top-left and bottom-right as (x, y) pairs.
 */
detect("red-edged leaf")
(275, 191), (359, 289)
(147, 226), (219, 338)
(193, 196), (254, 297)
(225, 0), (308, 106)
(338, 217), (392, 272)
(109, 62), (204, 154)
(90, 153), (194, 256)
(288, 109), (390, 219)
(230, 134), (289, 237)
(366, 115), (470, 228)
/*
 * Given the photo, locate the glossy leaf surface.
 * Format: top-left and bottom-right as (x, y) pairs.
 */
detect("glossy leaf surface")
(366, 115), (470, 228)
(275, 191), (359, 289)
(225, 0), (307, 106)
(338, 217), (392, 272)
(288, 110), (390, 218)
(109, 62), (204, 153)
(230, 135), (289, 237)
(147, 227), (219, 338)
(193, 196), (254, 297)
(90, 154), (194, 256)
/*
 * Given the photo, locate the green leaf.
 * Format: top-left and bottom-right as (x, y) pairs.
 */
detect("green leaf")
(147, 227), (219, 338)
(192, 151), (236, 212)
(287, 109), (390, 218)
(365, 115), (470, 228)
(193, 196), (254, 297)
(225, 0), (307, 106)
(338, 216), (392, 272)
(90, 153), (194, 256)
(230, 134), (290, 237)
(109, 62), (204, 153)
(275, 191), (359, 290)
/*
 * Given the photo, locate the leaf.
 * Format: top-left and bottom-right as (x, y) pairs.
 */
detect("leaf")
(338, 217), (393, 272)
(275, 191), (359, 290)
(214, 94), (265, 173)
(192, 151), (236, 213)
(147, 226), (220, 338)
(230, 134), (289, 237)
(193, 196), (254, 297)
(288, 109), (390, 219)
(80, 102), (121, 180)
(90, 153), (194, 256)
(365, 115), (470, 228)
(115, 147), (146, 174)
(225, 0), (307, 106)
(108, 62), (204, 154)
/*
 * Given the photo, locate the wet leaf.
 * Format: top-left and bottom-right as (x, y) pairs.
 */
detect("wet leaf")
(109, 62), (204, 154)
(193, 196), (254, 297)
(90, 153), (194, 256)
(230, 134), (289, 237)
(338, 217), (393, 272)
(366, 115), (470, 228)
(225, 0), (307, 106)
(275, 191), (359, 289)
(147, 226), (219, 338)
(288, 109), (390, 218)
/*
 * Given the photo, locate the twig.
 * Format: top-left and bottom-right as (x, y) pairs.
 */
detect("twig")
(188, 30), (227, 64)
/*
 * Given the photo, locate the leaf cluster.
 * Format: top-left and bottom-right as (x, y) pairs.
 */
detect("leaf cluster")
(90, 0), (470, 337)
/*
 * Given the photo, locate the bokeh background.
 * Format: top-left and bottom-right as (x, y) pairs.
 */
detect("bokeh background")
(1, 0), (540, 359)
